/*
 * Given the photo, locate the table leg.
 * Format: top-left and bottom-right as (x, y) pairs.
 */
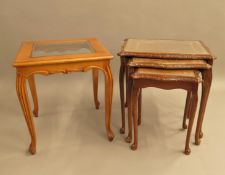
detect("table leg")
(131, 86), (140, 151)
(138, 89), (142, 125)
(195, 69), (212, 145)
(119, 59), (126, 134)
(187, 92), (193, 120)
(28, 75), (39, 117)
(125, 73), (133, 143)
(182, 90), (192, 129)
(103, 64), (114, 141)
(92, 69), (100, 109)
(125, 63), (128, 107)
(184, 85), (198, 155)
(16, 74), (36, 154)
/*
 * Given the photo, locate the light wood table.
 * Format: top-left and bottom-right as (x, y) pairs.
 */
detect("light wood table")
(13, 38), (114, 154)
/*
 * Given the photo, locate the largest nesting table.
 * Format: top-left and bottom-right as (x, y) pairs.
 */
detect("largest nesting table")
(13, 38), (114, 154)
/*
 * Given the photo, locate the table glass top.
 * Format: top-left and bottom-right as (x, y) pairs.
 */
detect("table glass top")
(32, 41), (95, 57)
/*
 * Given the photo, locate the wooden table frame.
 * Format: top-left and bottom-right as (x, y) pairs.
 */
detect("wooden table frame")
(118, 39), (215, 147)
(119, 57), (213, 146)
(14, 38), (114, 154)
(127, 68), (200, 155)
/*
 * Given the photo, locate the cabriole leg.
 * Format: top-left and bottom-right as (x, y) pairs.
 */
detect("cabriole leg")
(119, 59), (126, 134)
(17, 73), (37, 154)
(92, 68), (100, 109)
(195, 69), (212, 145)
(138, 89), (142, 125)
(125, 74), (133, 143)
(28, 75), (39, 117)
(182, 91), (192, 129)
(103, 64), (114, 141)
(184, 86), (198, 155)
(131, 86), (140, 151)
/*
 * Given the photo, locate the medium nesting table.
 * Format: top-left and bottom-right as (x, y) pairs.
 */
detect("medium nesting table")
(118, 39), (215, 146)
(13, 38), (114, 154)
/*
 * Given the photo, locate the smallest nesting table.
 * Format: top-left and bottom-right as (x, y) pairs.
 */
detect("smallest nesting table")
(127, 68), (201, 154)
(13, 38), (114, 154)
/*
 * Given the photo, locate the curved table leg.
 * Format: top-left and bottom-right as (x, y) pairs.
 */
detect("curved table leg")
(92, 69), (100, 109)
(195, 69), (212, 145)
(28, 75), (39, 117)
(184, 85), (198, 155)
(131, 86), (140, 151)
(103, 64), (114, 141)
(125, 63), (128, 108)
(16, 74), (37, 154)
(182, 90), (192, 129)
(138, 89), (142, 125)
(125, 73), (133, 143)
(119, 59), (126, 134)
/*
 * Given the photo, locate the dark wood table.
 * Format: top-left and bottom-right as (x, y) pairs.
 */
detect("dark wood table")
(128, 68), (201, 154)
(118, 39), (215, 146)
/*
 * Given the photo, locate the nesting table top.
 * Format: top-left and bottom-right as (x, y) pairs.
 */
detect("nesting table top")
(119, 39), (215, 60)
(128, 58), (211, 69)
(132, 68), (201, 82)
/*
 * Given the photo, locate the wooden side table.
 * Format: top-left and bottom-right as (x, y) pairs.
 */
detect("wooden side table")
(118, 39), (215, 146)
(128, 68), (201, 154)
(13, 38), (114, 154)
(128, 58), (212, 130)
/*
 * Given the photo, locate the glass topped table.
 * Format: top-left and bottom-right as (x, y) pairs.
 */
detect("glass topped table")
(32, 41), (95, 57)
(15, 38), (112, 66)
(13, 38), (114, 154)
